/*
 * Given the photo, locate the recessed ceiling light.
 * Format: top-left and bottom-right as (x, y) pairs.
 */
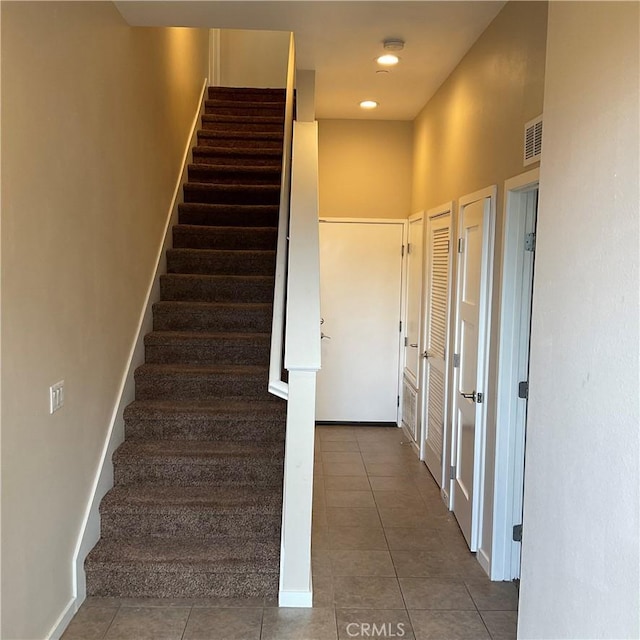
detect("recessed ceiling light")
(376, 54), (399, 66)
(359, 100), (379, 110)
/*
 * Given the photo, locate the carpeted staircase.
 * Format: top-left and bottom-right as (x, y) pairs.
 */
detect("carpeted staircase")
(85, 87), (288, 599)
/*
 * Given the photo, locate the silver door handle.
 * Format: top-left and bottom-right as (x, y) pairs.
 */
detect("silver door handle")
(460, 390), (477, 401)
(409, 343), (418, 348)
(321, 332), (331, 340)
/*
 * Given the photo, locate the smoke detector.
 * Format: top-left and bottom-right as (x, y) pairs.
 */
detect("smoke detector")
(383, 39), (405, 52)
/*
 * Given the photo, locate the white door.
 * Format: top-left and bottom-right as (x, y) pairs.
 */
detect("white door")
(451, 189), (495, 550)
(401, 214), (424, 441)
(422, 207), (452, 486)
(316, 219), (404, 423)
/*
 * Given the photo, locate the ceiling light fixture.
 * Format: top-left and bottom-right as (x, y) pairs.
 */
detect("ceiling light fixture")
(376, 53), (399, 66)
(359, 100), (379, 110)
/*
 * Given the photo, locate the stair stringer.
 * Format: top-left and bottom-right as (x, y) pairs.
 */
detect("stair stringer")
(70, 78), (209, 606)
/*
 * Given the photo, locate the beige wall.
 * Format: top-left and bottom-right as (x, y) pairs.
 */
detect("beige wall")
(410, 0), (547, 562)
(0, 4), (208, 639)
(220, 29), (289, 88)
(318, 119), (414, 219)
(519, 2), (639, 637)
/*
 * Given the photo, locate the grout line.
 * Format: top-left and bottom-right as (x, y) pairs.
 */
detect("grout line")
(100, 603), (120, 640)
(179, 605), (194, 640)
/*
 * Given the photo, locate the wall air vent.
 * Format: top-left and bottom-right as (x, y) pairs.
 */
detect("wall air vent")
(523, 114), (543, 166)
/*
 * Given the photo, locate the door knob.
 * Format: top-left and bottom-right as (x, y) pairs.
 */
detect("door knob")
(321, 332), (331, 340)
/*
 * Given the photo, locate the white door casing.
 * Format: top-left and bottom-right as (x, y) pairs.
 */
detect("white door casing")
(491, 169), (539, 580)
(451, 186), (496, 552)
(316, 219), (405, 423)
(421, 204), (453, 487)
(401, 213), (424, 442)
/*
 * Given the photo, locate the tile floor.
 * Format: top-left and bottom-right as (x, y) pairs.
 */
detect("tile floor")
(62, 425), (518, 640)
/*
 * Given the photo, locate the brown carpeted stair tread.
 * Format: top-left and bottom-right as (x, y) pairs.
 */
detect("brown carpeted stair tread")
(183, 182), (281, 206)
(187, 164), (282, 186)
(192, 146), (282, 167)
(160, 273), (275, 303)
(124, 398), (286, 420)
(152, 301), (272, 332)
(166, 248), (276, 276)
(172, 225), (277, 251)
(178, 203), (279, 227)
(208, 86), (285, 99)
(197, 130), (283, 150)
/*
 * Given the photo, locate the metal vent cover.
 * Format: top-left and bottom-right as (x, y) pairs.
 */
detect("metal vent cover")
(523, 115), (543, 166)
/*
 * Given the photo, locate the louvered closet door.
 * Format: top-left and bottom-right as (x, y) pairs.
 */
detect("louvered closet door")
(423, 211), (452, 486)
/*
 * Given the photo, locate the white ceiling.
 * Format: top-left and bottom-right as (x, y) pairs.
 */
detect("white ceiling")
(116, 1), (506, 121)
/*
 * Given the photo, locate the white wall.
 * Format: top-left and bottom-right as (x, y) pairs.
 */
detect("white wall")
(518, 2), (639, 638)
(220, 29), (289, 88)
(1, 4), (208, 639)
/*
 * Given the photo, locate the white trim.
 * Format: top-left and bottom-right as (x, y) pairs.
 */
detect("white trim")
(278, 590), (314, 608)
(451, 185), (497, 552)
(477, 547), (491, 577)
(491, 168), (539, 580)
(318, 217), (407, 225)
(209, 29), (221, 86)
(46, 597), (77, 640)
(419, 202), (454, 485)
(70, 78), (208, 603)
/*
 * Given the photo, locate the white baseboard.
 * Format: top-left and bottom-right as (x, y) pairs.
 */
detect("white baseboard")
(70, 77), (208, 606)
(46, 597), (77, 640)
(477, 546), (491, 578)
(278, 590), (313, 608)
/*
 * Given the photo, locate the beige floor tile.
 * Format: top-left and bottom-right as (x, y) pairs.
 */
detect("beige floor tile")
(399, 578), (476, 610)
(368, 476), (418, 492)
(61, 603), (119, 640)
(409, 610), (490, 640)
(333, 576), (405, 609)
(320, 440), (361, 452)
(261, 607), (338, 640)
(312, 575), (335, 607)
(479, 610), (518, 639)
(183, 607), (262, 640)
(189, 597), (266, 608)
(326, 490), (376, 508)
(326, 526), (388, 550)
(327, 507), (382, 529)
(323, 461), (368, 477)
(323, 452), (364, 465)
(329, 550), (396, 576)
(312, 525), (330, 550)
(391, 549), (459, 578)
(323, 476), (371, 491)
(378, 507), (433, 529)
(312, 549), (333, 576)
(383, 527), (443, 552)
(336, 609), (415, 640)
(365, 462), (413, 477)
(373, 490), (425, 510)
(361, 452), (416, 465)
(465, 580), (519, 611)
(318, 429), (358, 442)
(104, 606), (190, 640)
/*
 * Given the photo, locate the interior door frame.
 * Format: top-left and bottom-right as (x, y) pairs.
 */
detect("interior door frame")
(491, 168), (539, 580)
(318, 217), (408, 427)
(449, 185), (497, 552)
(419, 202), (454, 489)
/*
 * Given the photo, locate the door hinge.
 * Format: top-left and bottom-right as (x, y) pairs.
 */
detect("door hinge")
(525, 232), (536, 252)
(401, 244), (405, 257)
(513, 524), (523, 542)
(518, 381), (529, 399)
(458, 238), (464, 253)
(404, 337), (408, 347)
(453, 353), (460, 368)
(399, 320), (403, 333)
(449, 465), (456, 480)
(397, 395), (400, 408)
(407, 242), (411, 255)
(476, 392), (484, 404)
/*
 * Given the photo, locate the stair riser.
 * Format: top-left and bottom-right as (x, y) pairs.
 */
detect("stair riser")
(197, 134), (283, 150)
(202, 120), (284, 134)
(208, 87), (285, 100)
(178, 205), (279, 228)
(135, 370), (271, 401)
(205, 104), (284, 117)
(167, 250), (276, 276)
(86, 569), (278, 598)
(153, 305), (272, 332)
(125, 416), (285, 442)
(160, 275), (274, 303)
(187, 166), (281, 186)
(192, 149), (281, 167)
(145, 341), (269, 366)
(100, 509), (281, 540)
(172, 227), (277, 251)
(184, 184), (280, 206)
(114, 457), (284, 487)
